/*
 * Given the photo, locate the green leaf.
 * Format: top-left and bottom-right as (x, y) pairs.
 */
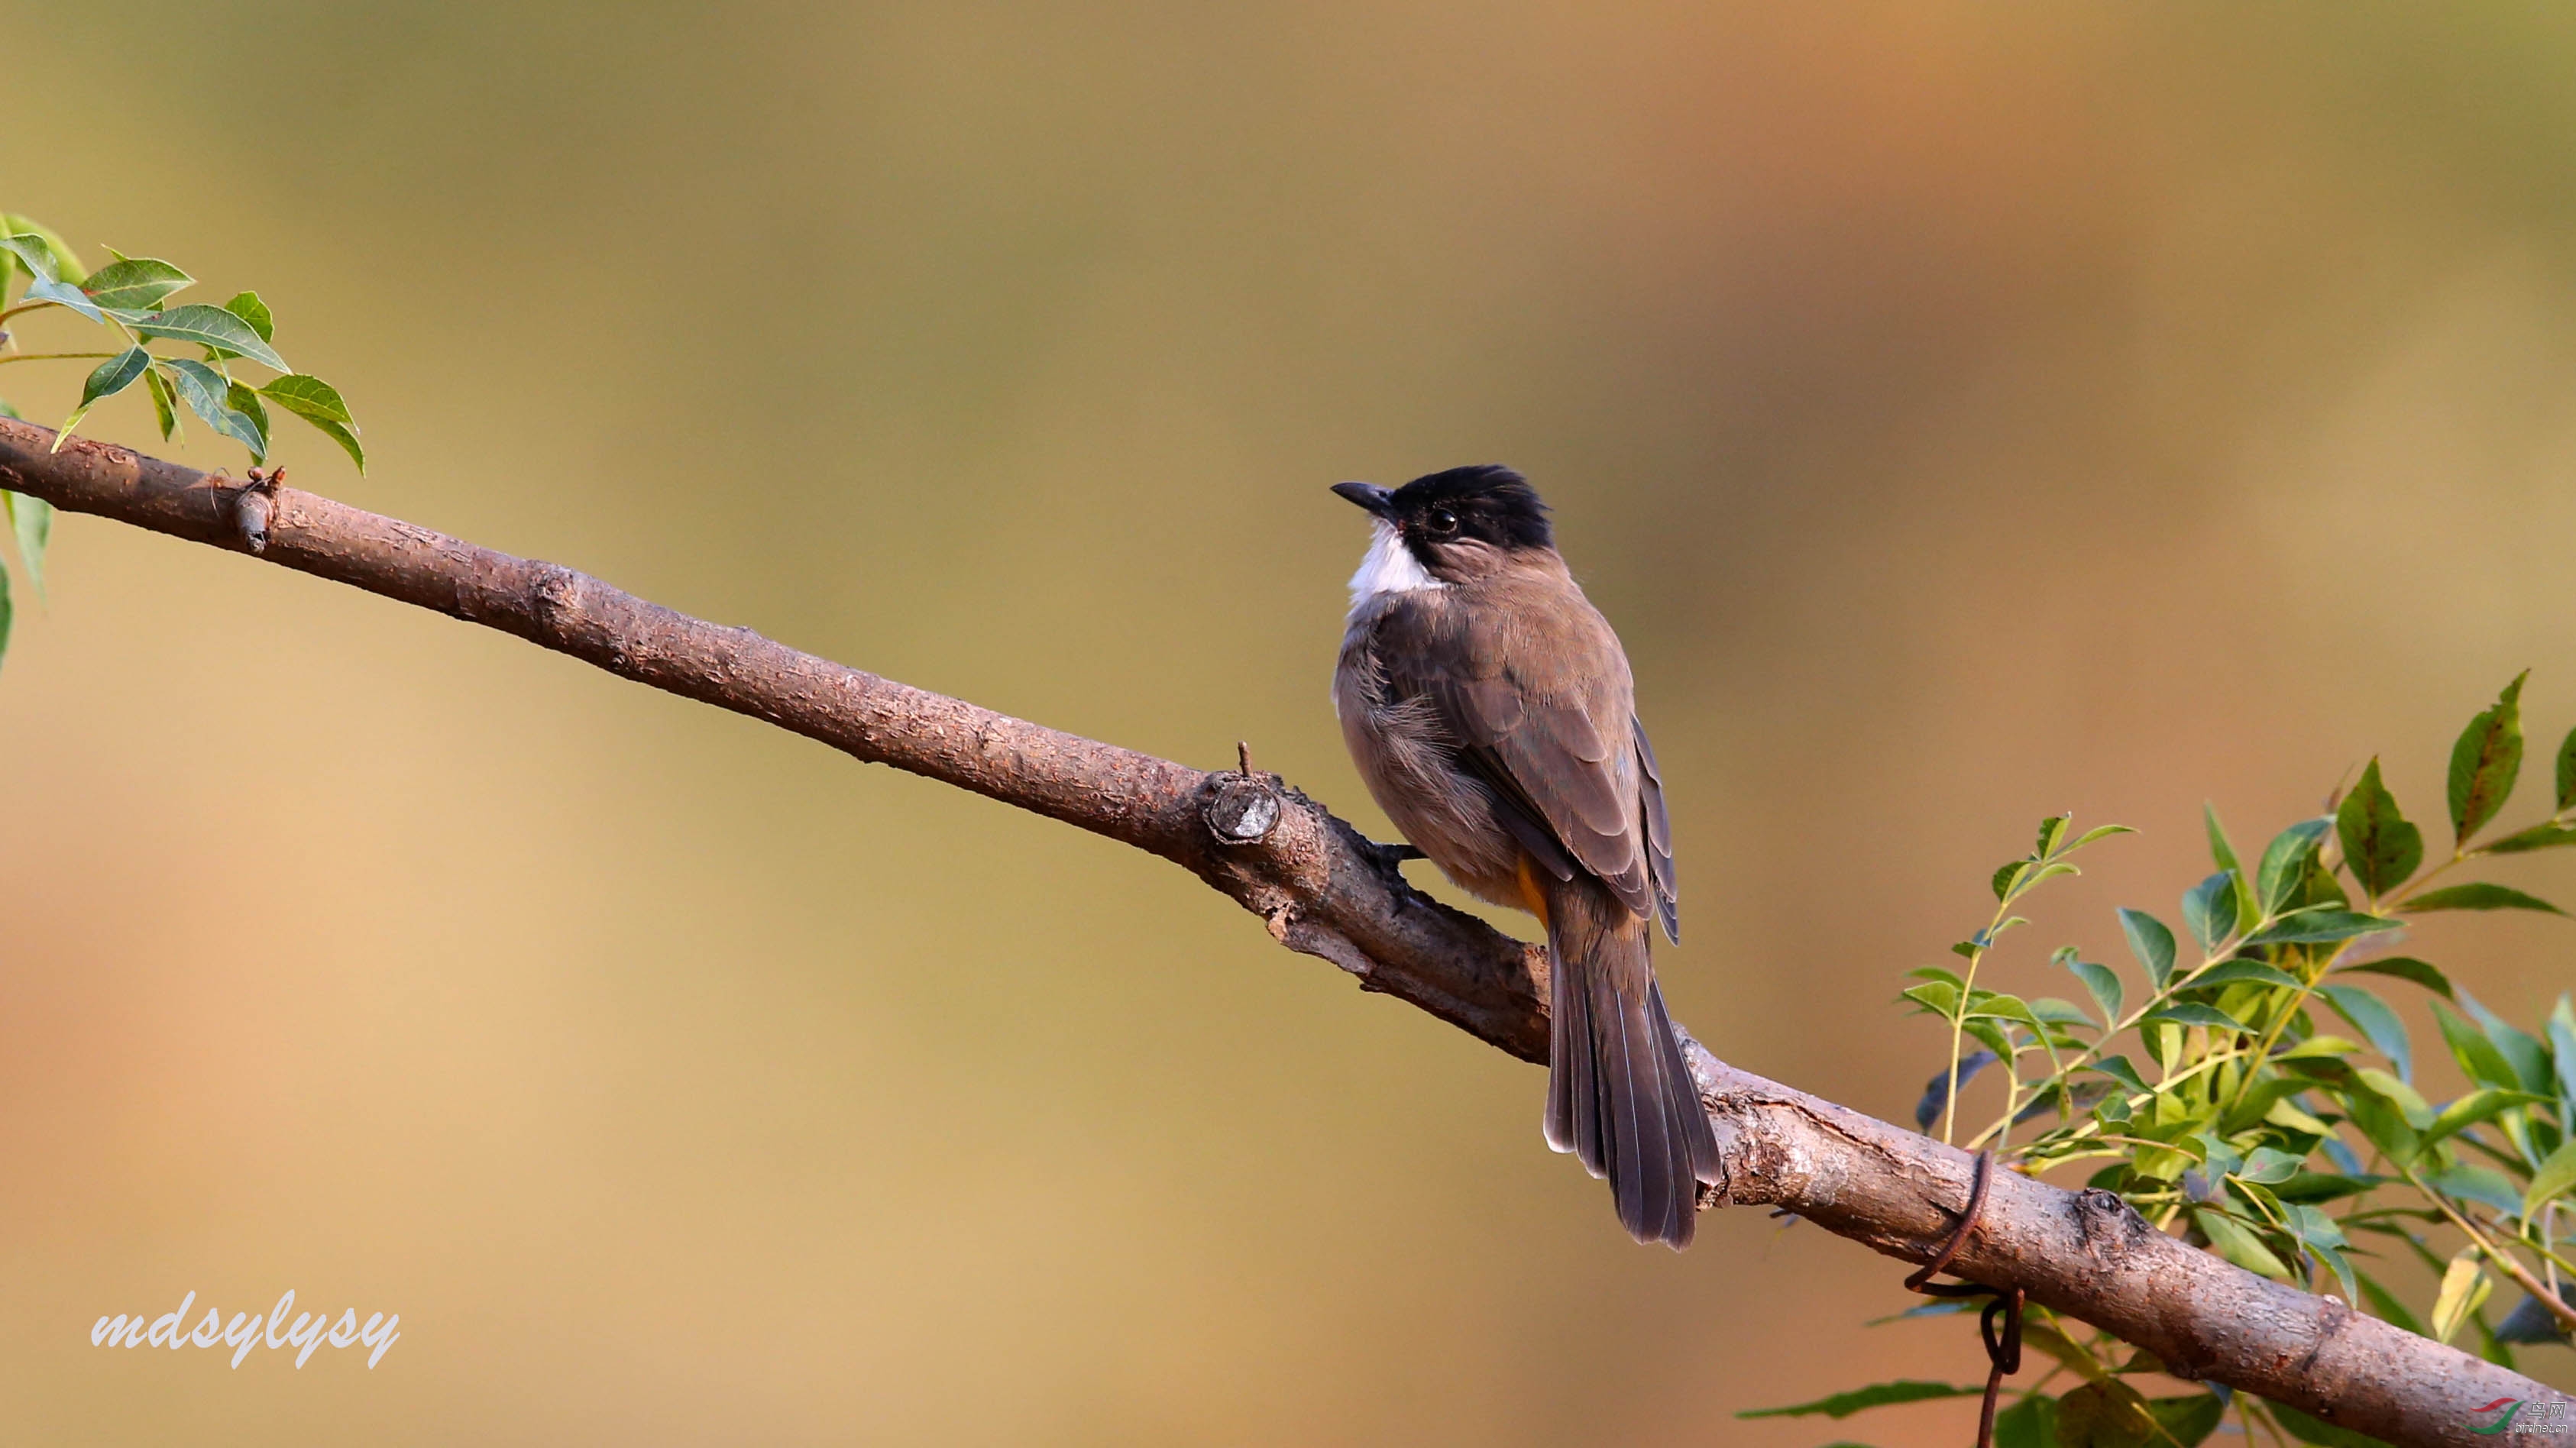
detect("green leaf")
(2403, 882), (2566, 916)
(0, 236), (52, 287)
(2433, 1000), (2521, 1091)
(1969, 991), (2041, 1026)
(2483, 821), (2576, 855)
(0, 228), (73, 286)
(2183, 958), (2301, 991)
(2448, 672), (2529, 845)
(2268, 1401), (2396, 1447)
(265, 383), (367, 472)
(2257, 817), (2333, 915)
(2242, 909), (2403, 947)
(77, 256), (191, 312)
(2020, 861), (2080, 897)
(2495, 1288), (2574, 1346)
(143, 365), (180, 443)
(2191, 1131), (2244, 1180)
(20, 271), (104, 322)
(2430, 1249), (2491, 1345)
(2036, 813), (2070, 858)
(2056, 1381), (2160, 1448)
(1736, 1379), (1987, 1419)
(156, 359), (268, 457)
(2183, 873), (2237, 952)
(2558, 722), (2576, 813)
(2274, 1172), (2377, 1204)
(2089, 1056), (2151, 1095)
(0, 557), (12, 674)
(2028, 997), (2096, 1027)
(2422, 1089), (2550, 1151)
(55, 345), (153, 441)
(2225, 1075), (2308, 1132)
(1992, 861), (2027, 901)
(132, 305), (288, 372)
(1990, 1393), (2055, 1448)
(2290, 855), (2351, 913)
(222, 290), (273, 342)
(2145, 1391), (2228, 1447)
(2142, 1001), (2252, 1033)
(2523, 1139), (2576, 1217)
(2460, 991), (2553, 1092)
(2024, 1327), (2114, 1382)
(1962, 1017), (2015, 1059)
(2205, 803), (2260, 936)
(2058, 951), (2124, 1027)
(1913, 1051), (1996, 1132)
(2427, 1163), (2525, 1217)
(2193, 1205), (2293, 1279)
(2092, 1056), (2153, 1087)
(2303, 1238), (2361, 1305)
(2118, 908), (2176, 991)
(5, 491), (52, 602)
(2330, 956), (2451, 1000)
(2335, 759), (2423, 899)
(2280, 1201), (2348, 1248)
(2204, 801), (2243, 878)
(1, 215), (84, 283)
(2236, 1146), (2304, 1183)
(2344, 1092), (2421, 1165)
(258, 373), (351, 425)
(226, 382), (270, 461)
(2356, 1066), (2435, 1126)
(2073, 823), (2136, 849)
(2552, 995), (2576, 1104)
(77, 347), (150, 409)
(2319, 984), (2413, 1081)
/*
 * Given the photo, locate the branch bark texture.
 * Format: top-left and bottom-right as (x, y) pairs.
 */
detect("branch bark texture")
(0, 419), (2555, 1446)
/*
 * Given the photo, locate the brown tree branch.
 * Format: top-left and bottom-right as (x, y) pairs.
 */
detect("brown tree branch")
(0, 417), (2556, 1446)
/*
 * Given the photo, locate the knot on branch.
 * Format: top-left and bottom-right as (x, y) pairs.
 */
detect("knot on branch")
(529, 564), (581, 637)
(2072, 1186), (2157, 1264)
(232, 467), (283, 554)
(1203, 745), (1282, 845)
(2075, 1187), (2143, 1232)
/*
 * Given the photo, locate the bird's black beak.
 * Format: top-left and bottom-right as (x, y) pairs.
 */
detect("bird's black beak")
(1332, 481), (1396, 517)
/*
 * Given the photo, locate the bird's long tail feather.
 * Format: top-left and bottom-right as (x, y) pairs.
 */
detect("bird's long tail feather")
(1540, 882), (1721, 1248)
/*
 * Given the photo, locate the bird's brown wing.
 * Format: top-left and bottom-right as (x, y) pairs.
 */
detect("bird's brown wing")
(1380, 578), (1658, 922)
(1635, 716), (1678, 942)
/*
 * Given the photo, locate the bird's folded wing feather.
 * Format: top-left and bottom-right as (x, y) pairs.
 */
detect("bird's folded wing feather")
(1635, 716), (1679, 942)
(1380, 590), (1659, 922)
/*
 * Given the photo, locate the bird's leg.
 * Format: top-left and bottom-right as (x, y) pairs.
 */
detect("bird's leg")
(1364, 837), (1429, 908)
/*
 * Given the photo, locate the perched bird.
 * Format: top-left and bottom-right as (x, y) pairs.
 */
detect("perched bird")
(1330, 465), (1720, 1248)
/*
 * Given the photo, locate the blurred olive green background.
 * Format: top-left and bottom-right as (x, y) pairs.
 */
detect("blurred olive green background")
(8, 3), (2576, 1442)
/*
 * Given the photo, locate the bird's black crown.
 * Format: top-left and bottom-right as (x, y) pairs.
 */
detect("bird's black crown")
(1386, 464), (1554, 552)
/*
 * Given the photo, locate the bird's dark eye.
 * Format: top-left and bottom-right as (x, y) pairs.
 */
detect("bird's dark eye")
(1423, 506), (1459, 536)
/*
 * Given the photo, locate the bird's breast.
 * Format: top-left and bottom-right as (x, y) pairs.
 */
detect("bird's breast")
(1333, 611), (1526, 907)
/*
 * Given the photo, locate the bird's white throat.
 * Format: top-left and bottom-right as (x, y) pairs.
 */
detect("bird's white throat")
(1347, 522), (1444, 608)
